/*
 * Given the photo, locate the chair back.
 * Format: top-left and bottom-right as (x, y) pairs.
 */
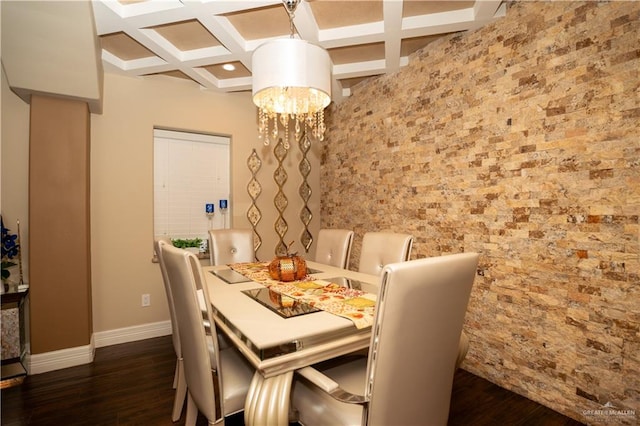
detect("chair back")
(357, 232), (413, 276)
(154, 238), (181, 358)
(160, 243), (224, 423)
(364, 252), (479, 425)
(315, 229), (354, 269)
(208, 229), (254, 265)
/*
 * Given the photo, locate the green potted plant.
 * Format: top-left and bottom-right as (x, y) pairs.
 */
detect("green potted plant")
(171, 237), (203, 254)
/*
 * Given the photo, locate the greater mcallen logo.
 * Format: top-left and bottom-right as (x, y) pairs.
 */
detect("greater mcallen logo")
(582, 401), (636, 423)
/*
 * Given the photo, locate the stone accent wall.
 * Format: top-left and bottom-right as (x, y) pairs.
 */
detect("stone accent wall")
(321, 1), (639, 423)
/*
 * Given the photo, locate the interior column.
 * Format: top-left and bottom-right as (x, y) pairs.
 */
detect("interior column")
(28, 95), (92, 355)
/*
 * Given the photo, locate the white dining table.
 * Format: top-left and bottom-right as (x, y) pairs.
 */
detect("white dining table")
(204, 260), (379, 426)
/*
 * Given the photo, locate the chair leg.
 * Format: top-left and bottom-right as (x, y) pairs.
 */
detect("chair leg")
(185, 392), (198, 426)
(172, 358), (179, 389)
(456, 332), (470, 369)
(172, 358), (187, 422)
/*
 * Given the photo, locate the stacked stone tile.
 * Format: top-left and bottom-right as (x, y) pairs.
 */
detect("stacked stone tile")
(321, 1), (639, 423)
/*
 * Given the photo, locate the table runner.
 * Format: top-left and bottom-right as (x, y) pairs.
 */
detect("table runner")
(229, 262), (375, 329)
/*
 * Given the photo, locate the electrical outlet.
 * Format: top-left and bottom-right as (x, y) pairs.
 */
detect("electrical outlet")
(142, 294), (151, 307)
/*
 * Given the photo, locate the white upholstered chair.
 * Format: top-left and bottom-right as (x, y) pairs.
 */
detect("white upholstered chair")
(315, 229), (354, 269)
(291, 252), (479, 426)
(355, 231), (468, 367)
(357, 232), (413, 276)
(159, 241), (254, 426)
(154, 237), (187, 422)
(208, 229), (255, 265)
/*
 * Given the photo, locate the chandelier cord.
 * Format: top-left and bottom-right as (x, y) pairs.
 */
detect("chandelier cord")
(283, 0), (300, 38)
(289, 12), (295, 38)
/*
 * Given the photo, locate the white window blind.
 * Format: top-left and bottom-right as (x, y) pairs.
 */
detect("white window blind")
(154, 129), (230, 243)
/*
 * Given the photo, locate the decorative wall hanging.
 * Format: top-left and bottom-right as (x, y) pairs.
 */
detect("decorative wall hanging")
(273, 139), (289, 256)
(246, 149), (263, 256)
(298, 132), (313, 252)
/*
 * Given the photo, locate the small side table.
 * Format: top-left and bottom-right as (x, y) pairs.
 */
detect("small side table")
(1, 282), (29, 387)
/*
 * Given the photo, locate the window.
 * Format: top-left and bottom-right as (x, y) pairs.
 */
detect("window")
(153, 129), (230, 245)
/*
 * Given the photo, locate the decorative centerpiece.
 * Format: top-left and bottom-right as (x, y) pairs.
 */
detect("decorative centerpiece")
(268, 289), (296, 308)
(268, 241), (307, 282)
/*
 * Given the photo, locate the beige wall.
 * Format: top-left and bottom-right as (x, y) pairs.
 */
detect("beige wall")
(2, 70), (321, 335)
(321, 1), (639, 423)
(91, 73), (320, 332)
(1, 0), (103, 112)
(1, 69), (30, 281)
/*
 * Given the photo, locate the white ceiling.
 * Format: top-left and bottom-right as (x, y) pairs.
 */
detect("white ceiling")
(92, 0), (506, 102)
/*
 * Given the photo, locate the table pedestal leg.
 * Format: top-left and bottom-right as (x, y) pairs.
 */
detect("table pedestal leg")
(245, 371), (294, 426)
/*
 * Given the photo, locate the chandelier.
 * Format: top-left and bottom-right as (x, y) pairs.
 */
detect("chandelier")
(252, 0), (331, 149)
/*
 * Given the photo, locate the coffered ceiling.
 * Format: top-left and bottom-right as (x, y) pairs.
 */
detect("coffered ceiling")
(92, 0), (506, 102)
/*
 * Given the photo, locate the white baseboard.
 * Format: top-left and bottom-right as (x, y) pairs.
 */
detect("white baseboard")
(94, 320), (172, 348)
(26, 321), (172, 375)
(27, 335), (96, 375)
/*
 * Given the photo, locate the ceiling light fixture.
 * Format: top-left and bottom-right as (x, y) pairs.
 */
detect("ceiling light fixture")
(222, 63), (236, 71)
(252, 0), (331, 149)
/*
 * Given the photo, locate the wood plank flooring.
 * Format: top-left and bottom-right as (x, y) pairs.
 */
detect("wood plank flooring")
(1, 336), (584, 425)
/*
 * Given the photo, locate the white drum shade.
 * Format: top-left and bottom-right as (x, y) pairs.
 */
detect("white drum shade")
(252, 38), (331, 115)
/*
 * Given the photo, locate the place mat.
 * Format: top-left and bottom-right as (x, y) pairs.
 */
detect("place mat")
(210, 269), (252, 284)
(229, 262), (376, 329)
(242, 288), (320, 318)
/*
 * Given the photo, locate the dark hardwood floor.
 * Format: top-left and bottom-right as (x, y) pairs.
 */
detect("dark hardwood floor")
(1, 336), (584, 425)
